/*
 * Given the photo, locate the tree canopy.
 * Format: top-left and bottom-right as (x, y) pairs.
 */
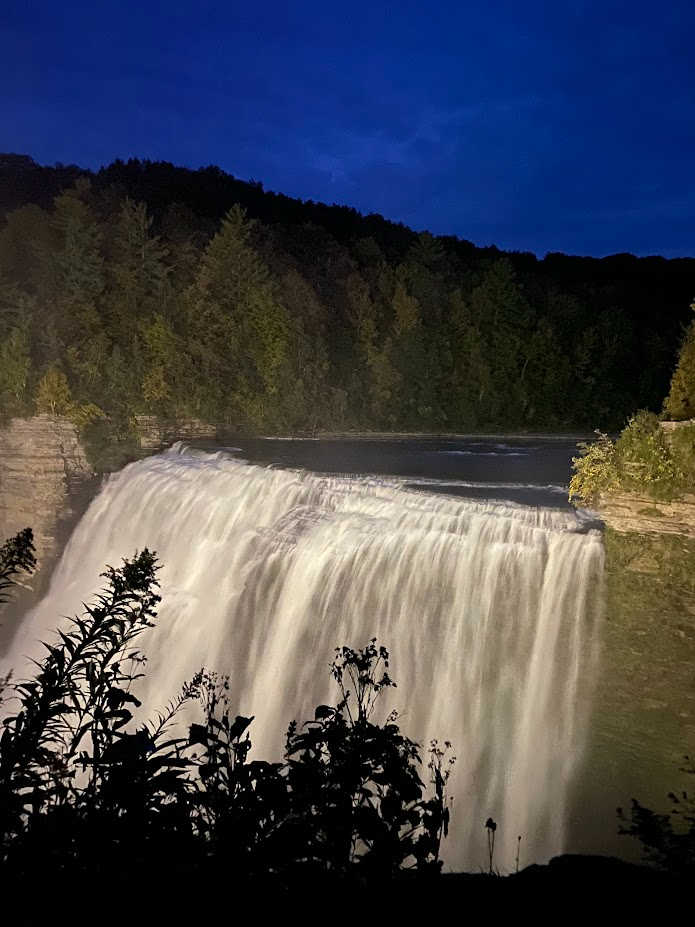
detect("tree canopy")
(1, 154), (693, 444)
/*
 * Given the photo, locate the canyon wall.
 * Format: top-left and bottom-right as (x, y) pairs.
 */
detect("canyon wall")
(0, 415), (229, 563)
(0, 415), (96, 567)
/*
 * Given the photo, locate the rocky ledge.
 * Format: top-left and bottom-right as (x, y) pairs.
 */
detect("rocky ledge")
(133, 414), (219, 451)
(596, 491), (695, 538)
(0, 415), (96, 566)
(0, 415), (226, 565)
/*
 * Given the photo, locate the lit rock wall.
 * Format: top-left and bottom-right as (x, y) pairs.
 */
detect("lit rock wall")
(0, 415), (95, 566)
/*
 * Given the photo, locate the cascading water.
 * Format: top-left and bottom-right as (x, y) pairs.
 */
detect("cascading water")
(4, 444), (604, 870)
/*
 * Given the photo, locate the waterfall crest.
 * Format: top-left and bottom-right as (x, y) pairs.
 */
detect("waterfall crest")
(4, 444), (604, 870)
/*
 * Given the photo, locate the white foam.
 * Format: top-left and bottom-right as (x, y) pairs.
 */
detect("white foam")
(5, 444), (603, 870)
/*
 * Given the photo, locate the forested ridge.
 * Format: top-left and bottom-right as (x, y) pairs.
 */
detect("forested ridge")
(1, 153), (693, 455)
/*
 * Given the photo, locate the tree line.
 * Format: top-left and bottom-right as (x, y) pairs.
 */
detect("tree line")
(1, 154), (694, 460)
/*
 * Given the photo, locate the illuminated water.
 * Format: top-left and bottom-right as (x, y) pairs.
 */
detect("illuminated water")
(5, 442), (605, 870)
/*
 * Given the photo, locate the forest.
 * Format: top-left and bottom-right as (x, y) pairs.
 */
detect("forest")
(1, 153), (694, 462)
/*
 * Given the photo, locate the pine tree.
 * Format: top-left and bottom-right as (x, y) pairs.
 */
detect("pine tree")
(468, 258), (533, 424)
(35, 368), (72, 416)
(664, 304), (695, 421)
(106, 198), (170, 330)
(191, 205), (292, 425)
(0, 326), (30, 417)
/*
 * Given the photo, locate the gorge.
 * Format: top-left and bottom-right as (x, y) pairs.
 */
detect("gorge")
(1, 428), (693, 872)
(3, 440), (607, 870)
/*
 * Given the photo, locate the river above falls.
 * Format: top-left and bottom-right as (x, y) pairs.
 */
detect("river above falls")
(219, 433), (590, 509)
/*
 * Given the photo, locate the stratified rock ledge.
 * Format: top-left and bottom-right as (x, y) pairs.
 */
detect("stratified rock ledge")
(596, 491), (695, 538)
(0, 415), (95, 566)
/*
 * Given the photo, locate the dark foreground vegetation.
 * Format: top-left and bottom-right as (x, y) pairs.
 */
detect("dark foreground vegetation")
(1, 153), (694, 471)
(0, 528), (691, 918)
(0, 530), (453, 898)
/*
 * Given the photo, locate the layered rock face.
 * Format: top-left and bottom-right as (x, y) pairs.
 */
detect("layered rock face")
(0, 416), (227, 569)
(0, 415), (95, 567)
(596, 492), (695, 537)
(594, 420), (695, 538)
(133, 415), (218, 451)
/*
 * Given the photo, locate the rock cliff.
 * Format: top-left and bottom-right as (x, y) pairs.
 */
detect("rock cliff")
(596, 491), (695, 538)
(0, 415), (96, 567)
(133, 415), (219, 451)
(592, 420), (695, 537)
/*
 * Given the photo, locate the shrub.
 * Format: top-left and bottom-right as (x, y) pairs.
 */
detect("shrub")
(663, 314), (695, 421)
(34, 368), (73, 416)
(0, 528), (36, 607)
(0, 528), (36, 706)
(669, 423), (695, 488)
(615, 411), (682, 500)
(569, 431), (619, 504)
(569, 413), (692, 505)
(618, 757), (695, 876)
(0, 535), (453, 883)
(283, 641), (454, 875)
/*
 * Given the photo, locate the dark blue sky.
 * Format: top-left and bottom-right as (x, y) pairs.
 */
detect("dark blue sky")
(3, 1), (694, 257)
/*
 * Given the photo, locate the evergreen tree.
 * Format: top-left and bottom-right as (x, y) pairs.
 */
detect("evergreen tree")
(0, 326), (30, 417)
(105, 198), (170, 330)
(664, 304), (695, 421)
(34, 368), (72, 416)
(276, 268), (330, 430)
(444, 289), (488, 429)
(191, 205), (292, 425)
(469, 258), (533, 424)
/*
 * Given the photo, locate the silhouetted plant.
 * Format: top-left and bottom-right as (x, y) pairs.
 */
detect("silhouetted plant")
(0, 545), (212, 876)
(618, 756), (695, 876)
(188, 670), (286, 872)
(0, 527), (36, 606)
(284, 639), (454, 876)
(0, 544), (454, 882)
(485, 817), (497, 874)
(0, 528), (36, 706)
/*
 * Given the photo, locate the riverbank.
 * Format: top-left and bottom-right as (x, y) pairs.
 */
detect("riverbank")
(268, 429), (598, 441)
(594, 490), (695, 537)
(570, 416), (695, 537)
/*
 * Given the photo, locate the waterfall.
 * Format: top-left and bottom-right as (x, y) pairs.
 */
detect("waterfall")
(4, 444), (604, 870)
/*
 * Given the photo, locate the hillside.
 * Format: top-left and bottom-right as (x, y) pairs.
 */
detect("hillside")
(1, 153), (693, 461)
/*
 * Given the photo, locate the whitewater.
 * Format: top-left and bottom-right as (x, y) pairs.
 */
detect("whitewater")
(4, 443), (604, 870)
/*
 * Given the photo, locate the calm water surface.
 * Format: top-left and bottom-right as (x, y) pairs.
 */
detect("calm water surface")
(223, 435), (587, 509)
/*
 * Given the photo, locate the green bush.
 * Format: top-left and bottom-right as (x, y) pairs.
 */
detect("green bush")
(615, 411), (682, 500)
(663, 315), (695, 421)
(569, 413), (693, 505)
(669, 423), (695, 488)
(568, 431), (619, 504)
(80, 415), (141, 473)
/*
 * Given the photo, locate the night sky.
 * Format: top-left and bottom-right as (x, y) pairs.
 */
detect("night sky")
(3, 0), (694, 257)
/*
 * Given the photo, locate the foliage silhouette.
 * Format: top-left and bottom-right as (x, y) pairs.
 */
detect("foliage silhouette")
(0, 538), (453, 884)
(0, 528), (36, 704)
(0, 527), (36, 606)
(618, 757), (695, 876)
(485, 816), (497, 874)
(283, 641), (454, 875)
